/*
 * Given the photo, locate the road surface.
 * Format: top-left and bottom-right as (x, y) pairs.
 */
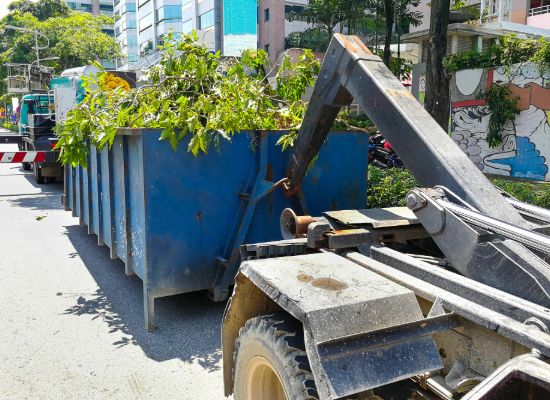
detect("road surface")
(0, 134), (227, 399)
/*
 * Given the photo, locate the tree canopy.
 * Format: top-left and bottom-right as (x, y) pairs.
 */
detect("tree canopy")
(0, 0), (121, 94)
(8, 0), (70, 20)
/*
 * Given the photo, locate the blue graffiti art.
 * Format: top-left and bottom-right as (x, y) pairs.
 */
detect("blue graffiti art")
(492, 136), (548, 180)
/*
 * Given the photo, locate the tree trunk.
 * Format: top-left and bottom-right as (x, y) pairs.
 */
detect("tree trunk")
(374, 1), (379, 50)
(425, 0), (451, 130)
(383, 0), (394, 67)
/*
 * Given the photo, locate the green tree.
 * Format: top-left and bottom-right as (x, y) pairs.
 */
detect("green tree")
(0, 9), (121, 93)
(8, 0), (70, 20)
(288, 0), (370, 39)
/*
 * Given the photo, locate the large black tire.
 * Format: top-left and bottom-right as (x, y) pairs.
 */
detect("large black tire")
(33, 162), (44, 184)
(22, 162), (31, 171)
(233, 314), (318, 400)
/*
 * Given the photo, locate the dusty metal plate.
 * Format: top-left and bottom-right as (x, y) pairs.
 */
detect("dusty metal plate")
(240, 252), (424, 344)
(240, 252), (442, 399)
(324, 207), (419, 228)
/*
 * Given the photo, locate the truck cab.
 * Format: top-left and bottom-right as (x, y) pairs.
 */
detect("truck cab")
(18, 93), (54, 135)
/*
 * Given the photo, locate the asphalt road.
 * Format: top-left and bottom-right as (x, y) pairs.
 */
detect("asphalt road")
(0, 136), (227, 399)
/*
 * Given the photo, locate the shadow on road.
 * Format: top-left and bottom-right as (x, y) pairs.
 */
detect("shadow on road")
(63, 224), (226, 372)
(7, 189), (64, 210)
(1, 164), (65, 211)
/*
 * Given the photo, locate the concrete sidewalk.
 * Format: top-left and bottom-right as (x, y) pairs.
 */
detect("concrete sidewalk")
(0, 145), (226, 399)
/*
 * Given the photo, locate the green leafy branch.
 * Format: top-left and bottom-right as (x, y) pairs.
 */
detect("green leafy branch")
(479, 83), (520, 148)
(56, 32), (320, 166)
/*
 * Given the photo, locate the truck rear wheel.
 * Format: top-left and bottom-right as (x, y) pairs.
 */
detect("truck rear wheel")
(233, 314), (318, 400)
(33, 162), (44, 184)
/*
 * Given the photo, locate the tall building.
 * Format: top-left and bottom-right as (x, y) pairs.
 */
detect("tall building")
(114, 0), (139, 66)
(113, 0), (315, 69)
(66, 0), (114, 16)
(258, 0), (313, 65)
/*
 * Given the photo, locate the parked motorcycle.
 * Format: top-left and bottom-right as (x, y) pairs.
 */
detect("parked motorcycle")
(368, 132), (404, 168)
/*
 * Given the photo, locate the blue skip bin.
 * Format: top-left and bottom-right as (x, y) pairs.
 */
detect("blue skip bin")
(64, 129), (368, 330)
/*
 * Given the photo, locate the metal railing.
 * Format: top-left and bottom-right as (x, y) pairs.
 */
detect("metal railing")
(529, 5), (550, 16)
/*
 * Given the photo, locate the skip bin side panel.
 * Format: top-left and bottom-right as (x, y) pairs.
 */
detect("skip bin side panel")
(82, 156), (90, 228)
(75, 165), (82, 220)
(112, 136), (128, 264)
(244, 131), (369, 244)
(142, 130), (258, 296)
(301, 131), (368, 213)
(90, 145), (100, 237)
(127, 135), (146, 279)
(100, 148), (112, 250)
(66, 164), (74, 212)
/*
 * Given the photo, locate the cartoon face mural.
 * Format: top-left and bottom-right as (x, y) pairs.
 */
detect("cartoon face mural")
(450, 62), (550, 181)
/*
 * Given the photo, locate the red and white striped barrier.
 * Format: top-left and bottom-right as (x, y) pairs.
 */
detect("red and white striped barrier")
(0, 151), (47, 163)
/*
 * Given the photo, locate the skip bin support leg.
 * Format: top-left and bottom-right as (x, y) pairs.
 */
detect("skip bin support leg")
(144, 286), (155, 332)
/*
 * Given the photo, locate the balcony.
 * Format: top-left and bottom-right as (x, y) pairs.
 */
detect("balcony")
(527, 5), (550, 29)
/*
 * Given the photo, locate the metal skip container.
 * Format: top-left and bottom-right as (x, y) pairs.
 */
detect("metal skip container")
(64, 128), (369, 330)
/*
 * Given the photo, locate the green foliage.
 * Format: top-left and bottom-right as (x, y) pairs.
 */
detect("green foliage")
(481, 83), (520, 147)
(367, 166), (550, 209)
(333, 110), (377, 132)
(8, 0), (70, 20)
(2, 122), (18, 132)
(491, 178), (550, 209)
(0, 7), (120, 93)
(56, 33), (320, 166)
(367, 166), (418, 208)
(285, 28), (330, 52)
(443, 34), (550, 73)
(373, 49), (413, 79)
(288, 0), (370, 36)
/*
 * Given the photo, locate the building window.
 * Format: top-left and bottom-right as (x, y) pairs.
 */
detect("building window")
(285, 4), (305, 19)
(264, 44), (269, 54)
(182, 19), (193, 34)
(127, 36), (138, 46)
(156, 5), (182, 22)
(100, 3), (113, 12)
(139, 12), (153, 32)
(198, 9), (215, 30)
(122, 3), (136, 14)
(67, 2), (77, 10)
(80, 3), (92, 12)
(264, 8), (270, 22)
(128, 54), (139, 62)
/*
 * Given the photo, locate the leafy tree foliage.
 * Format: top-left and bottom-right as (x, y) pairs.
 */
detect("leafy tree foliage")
(56, 33), (320, 166)
(8, 0), (70, 20)
(287, 0), (370, 38)
(0, 4), (120, 93)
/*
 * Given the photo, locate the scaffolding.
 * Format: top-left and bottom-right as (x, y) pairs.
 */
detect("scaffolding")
(5, 63), (53, 94)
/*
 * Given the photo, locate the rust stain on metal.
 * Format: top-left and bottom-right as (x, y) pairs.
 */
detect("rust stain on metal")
(311, 277), (348, 292)
(297, 273), (314, 283)
(386, 88), (415, 99)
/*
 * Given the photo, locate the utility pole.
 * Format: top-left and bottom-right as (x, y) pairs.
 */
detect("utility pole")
(214, 0), (223, 53)
(5, 25), (50, 67)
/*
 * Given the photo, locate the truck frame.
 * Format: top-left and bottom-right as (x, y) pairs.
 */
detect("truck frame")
(222, 35), (550, 399)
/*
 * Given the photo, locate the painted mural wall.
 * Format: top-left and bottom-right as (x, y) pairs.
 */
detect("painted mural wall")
(450, 63), (550, 181)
